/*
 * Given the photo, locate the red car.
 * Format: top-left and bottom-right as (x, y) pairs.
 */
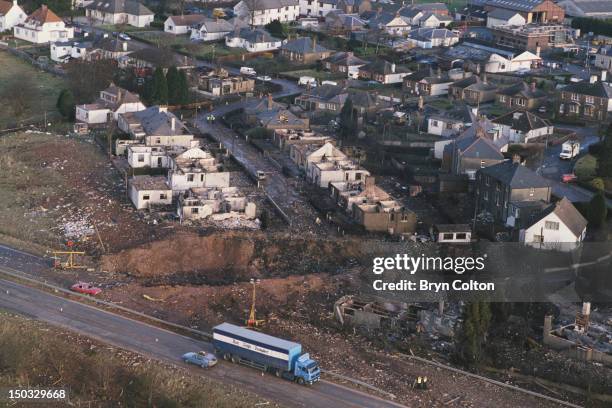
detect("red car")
(70, 282), (102, 295)
(562, 173), (577, 183)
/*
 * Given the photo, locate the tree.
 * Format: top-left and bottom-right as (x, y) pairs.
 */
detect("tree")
(597, 130), (612, 177)
(152, 67), (168, 104)
(56, 89), (75, 120)
(588, 191), (608, 227)
(590, 177), (605, 191)
(177, 70), (190, 105)
(165, 66), (180, 105)
(264, 19), (286, 39)
(454, 302), (491, 366)
(65, 59), (117, 102)
(338, 98), (356, 139)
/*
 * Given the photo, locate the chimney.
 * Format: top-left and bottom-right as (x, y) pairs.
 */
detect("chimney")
(391, 63), (396, 73)
(530, 81), (536, 92)
(267, 93), (272, 109)
(171, 117), (176, 131)
(122, 41), (128, 51)
(418, 95), (424, 110)
(476, 64), (481, 75)
(601, 70), (607, 82)
(312, 36), (317, 52)
(437, 67), (441, 77)
(536, 46), (541, 57)
(590, 74), (598, 84)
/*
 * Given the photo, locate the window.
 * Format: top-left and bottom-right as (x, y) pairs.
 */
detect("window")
(137, 154), (144, 162)
(191, 207), (199, 214)
(160, 193), (167, 200)
(545, 221), (559, 230)
(432, 120), (438, 126)
(499, 95), (506, 102)
(533, 235), (544, 243)
(483, 191), (488, 201)
(187, 174), (194, 182)
(456, 233), (467, 240)
(480, 160), (485, 168)
(571, 93), (579, 102)
(143, 194), (150, 200)
(529, 187), (535, 197)
(585, 96), (594, 104)
(442, 233), (454, 240)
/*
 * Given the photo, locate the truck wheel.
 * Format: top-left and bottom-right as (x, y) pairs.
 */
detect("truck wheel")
(223, 353), (231, 361)
(297, 377), (305, 385)
(231, 355), (239, 364)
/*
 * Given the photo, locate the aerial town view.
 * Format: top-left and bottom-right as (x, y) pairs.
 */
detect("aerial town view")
(0, 0), (611, 406)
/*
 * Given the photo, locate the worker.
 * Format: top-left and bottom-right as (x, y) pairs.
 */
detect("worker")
(422, 377), (428, 390)
(416, 377), (422, 389)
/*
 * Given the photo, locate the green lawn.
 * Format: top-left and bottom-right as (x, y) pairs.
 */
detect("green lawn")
(175, 42), (246, 60)
(131, 31), (191, 47)
(0, 51), (68, 127)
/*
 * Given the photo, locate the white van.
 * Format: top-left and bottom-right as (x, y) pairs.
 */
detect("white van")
(240, 67), (256, 76)
(298, 76), (317, 87)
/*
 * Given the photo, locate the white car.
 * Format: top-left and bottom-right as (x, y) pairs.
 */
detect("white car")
(256, 75), (272, 82)
(118, 33), (131, 41)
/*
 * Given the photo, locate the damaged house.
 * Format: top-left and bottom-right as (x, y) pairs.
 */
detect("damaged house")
(167, 147), (230, 194)
(118, 106), (195, 148)
(178, 187), (257, 222)
(76, 84), (146, 125)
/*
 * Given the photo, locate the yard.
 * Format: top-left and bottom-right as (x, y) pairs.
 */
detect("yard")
(281, 69), (346, 81)
(130, 31), (192, 47)
(175, 42), (246, 61)
(0, 51), (68, 128)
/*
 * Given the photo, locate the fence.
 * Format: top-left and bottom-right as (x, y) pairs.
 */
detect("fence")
(0, 44), (65, 77)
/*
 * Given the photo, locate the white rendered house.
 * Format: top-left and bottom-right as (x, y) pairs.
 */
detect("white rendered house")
(13, 5), (73, 44)
(0, 0), (26, 32)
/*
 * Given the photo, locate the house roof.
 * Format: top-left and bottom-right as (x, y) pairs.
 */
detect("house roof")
(487, 7), (522, 19)
(129, 106), (188, 136)
(561, 80), (612, 99)
(300, 84), (347, 101)
(257, 108), (307, 127)
(103, 83), (141, 104)
(492, 110), (551, 133)
(167, 14), (207, 26)
(480, 0), (548, 12)
(281, 37), (329, 54)
(230, 27), (278, 43)
(526, 197), (587, 237)
(196, 17), (236, 33)
(496, 81), (546, 98)
(455, 133), (505, 160)
(360, 59), (408, 74)
(26, 5), (62, 24)
(408, 27), (458, 41)
(479, 160), (551, 189)
(0, 0), (16, 15)
(86, 0), (153, 16)
(323, 51), (367, 66)
(558, 0), (612, 15)
(240, 0), (298, 11)
(428, 103), (475, 123)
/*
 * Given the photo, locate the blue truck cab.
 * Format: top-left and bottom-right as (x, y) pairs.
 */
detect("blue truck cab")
(212, 323), (320, 385)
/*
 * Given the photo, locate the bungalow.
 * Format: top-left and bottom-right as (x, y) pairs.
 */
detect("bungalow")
(485, 50), (542, 73)
(449, 75), (498, 104)
(190, 18), (242, 42)
(85, 0), (154, 28)
(322, 51), (367, 76)
(294, 84), (348, 112)
(419, 12), (452, 28)
(405, 27), (459, 49)
(486, 8), (526, 28)
(164, 14), (206, 35)
(519, 197), (587, 246)
(225, 27), (282, 52)
(75, 84), (145, 124)
(280, 37), (333, 63)
(122, 47), (195, 69)
(402, 68), (459, 96)
(128, 175), (172, 210)
(492, 110), (553, 143)
(0, 0), (26, 32)
(428, 104), (476, 138)
(233, 0), (299, 26)
(368, 12), (411, 37)
(118, 106), (195, 148)
(496, 81), (546, 110)
(13, 5), (73, 44)
(325, 11), (366, 33)
(358, 59), (410, 84)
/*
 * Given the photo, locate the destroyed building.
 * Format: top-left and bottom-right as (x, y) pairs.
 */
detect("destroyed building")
(334, 295), (421, 331)
(177, 187), (257, 222)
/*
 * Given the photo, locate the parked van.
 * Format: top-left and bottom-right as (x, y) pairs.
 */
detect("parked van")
(240, 67), (256, 76)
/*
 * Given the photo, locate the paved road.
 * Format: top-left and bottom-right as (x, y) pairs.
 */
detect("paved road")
(0, 275), (404, 408)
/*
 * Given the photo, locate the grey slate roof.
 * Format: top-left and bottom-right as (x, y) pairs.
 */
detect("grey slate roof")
(360, 59), (408, 74)
(323, 51), (367, 66)
(281, 37), (329, 53)
(408, 27), (458, 41)
(479, 160), (551, 189)
(230, 27), (278, 43)
(130, 106), (187, 137)
(492, 110), (551, 133)
(488, 7), (522, 19)
(86, 0), (153, 15)
(197, 17), (236, 33)
(561, 80), (612, 99)
(496, 82), (546, 99)
(455, 133), (505, 160)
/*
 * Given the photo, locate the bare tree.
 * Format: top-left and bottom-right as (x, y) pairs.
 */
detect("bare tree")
(65, 59), (117, 102)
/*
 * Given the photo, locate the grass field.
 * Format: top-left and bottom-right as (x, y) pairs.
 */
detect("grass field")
(0, 51), (67, 127)
(176, 42), (246, 60)
(131, 30), (192, 47)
